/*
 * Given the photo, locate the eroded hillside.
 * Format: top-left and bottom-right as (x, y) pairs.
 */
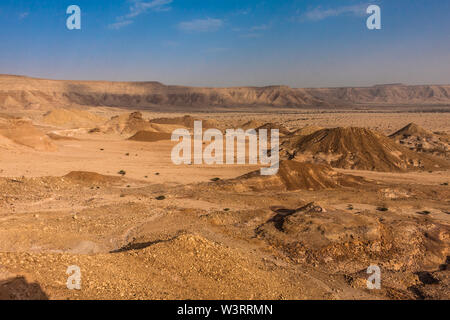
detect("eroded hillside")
(1, 75), (449, 111)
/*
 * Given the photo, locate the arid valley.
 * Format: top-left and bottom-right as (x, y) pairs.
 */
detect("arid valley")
(0, 75), (449, 300)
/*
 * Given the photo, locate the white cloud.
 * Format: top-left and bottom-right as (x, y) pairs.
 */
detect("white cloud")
(235, 23), (271, 39)
(233, 9), (251, 16)
(206, 47), (229, 53)
(109, 0), (172, 29)
(178, 18), (224, 32)
(240, 33), (262, 39)
(126, 0), (172, 18)
(109, 20), (134, 30)
(162, 40), (179, 47)
(250, 24), (270, 31)
(300, 4), (367, 22)
(19, 12), (29, 20)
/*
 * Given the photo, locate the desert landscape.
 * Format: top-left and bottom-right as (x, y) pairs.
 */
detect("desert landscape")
(0, 75), (449, 300)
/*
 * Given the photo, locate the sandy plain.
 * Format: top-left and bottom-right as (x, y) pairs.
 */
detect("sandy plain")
(0, 77), (449, 300)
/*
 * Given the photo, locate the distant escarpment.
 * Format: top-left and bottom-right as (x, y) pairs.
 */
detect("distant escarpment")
(1, 75), (450, 111)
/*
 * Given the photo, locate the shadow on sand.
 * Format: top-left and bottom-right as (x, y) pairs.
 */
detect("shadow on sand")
(0, 276), (49, 300)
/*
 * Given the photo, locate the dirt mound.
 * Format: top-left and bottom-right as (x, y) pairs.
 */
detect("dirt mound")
(0, 113), (19, 120)
(128, 233), (296, 299)
(0, 96), (22, 109)
(43, 109), (105, 128)
(390, 123), (433, 138)
(141, 234), (238, 261)
(390, 123), (449, 159)
(0, 232), (312, 299)
(150, 115), (218, 129)
(256, 206), (449, 274)
(64, 171), (123, 185)
(128, 131), (172, 142)
(0, 119), (57, 151)
(282, 127), (449, 172)
(240, 120), (265, 130)
(150, 115), (196, 127)
(281, 125), (325, 151)
(98, 112), (192, 137)
(0, 274), (48, 300)
(46, 132), (78, 141)
(0, 135), (19, 150)
(100, 112), (153, 135)
(256, 122), (291, 136)
(291, 125), (324, 136)
(221, 160), (366, 192)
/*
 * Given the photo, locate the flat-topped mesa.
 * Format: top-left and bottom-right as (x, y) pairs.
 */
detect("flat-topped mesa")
(1, 75), (450, 110)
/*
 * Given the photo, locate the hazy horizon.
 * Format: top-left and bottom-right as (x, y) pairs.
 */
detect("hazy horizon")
(3, 73), (450, 90)
(1, 0), (449, 87)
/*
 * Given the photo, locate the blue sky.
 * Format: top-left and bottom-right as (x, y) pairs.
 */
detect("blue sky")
(0, 0), (449, 87)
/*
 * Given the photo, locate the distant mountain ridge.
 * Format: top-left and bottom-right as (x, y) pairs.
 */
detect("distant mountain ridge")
(1, 75), (449, 110)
